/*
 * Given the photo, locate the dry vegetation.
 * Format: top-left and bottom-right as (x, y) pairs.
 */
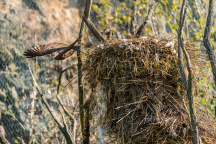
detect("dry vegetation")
(84, 36), (216, 143)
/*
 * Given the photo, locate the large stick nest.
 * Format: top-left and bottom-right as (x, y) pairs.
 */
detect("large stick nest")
(84, 36), (216, 143)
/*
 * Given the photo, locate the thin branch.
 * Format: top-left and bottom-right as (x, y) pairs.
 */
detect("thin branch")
(179, 1), (186, 31)
(56, 65), (75, 125)
(77, 18), (85, 137)
(177, 2), (200, 143)
(130, 0), (137, 35)
(56, 95), (75, 125)
(178, 0), (188, 92)
(56, 84), (74, 127)
(28, 63), (64, 128)
(84, 0), (91, 19)
(57, 65), (75, 94)
(28, 63), (74, 144)
(176, 3), (189, 119)
(83, 97), (91, 144)
(176, 85), (190, 118)
(84, 18), (105, 42)
(135, 0), (160, 38)
(83, 0), (105, 42)
(64, 65), (89, 88)
(203, 0), (216, 85)
(177, 29), (200, 144)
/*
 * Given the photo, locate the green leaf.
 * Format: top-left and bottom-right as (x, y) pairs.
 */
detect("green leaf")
(133, 1), (139, 6)
(92, 4), (100, 12)
(201, 98), (205, 104)
(11, 113), (15, 117)
(116, 7), (121, 13)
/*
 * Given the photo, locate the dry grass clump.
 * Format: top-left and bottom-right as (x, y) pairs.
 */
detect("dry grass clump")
(84, 36), (216, 143)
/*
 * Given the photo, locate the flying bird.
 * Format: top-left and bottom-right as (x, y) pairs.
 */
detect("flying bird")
(23, 36), (84, 60)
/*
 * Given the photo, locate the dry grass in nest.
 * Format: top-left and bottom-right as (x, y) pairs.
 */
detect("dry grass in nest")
(84, 36), (216, 143)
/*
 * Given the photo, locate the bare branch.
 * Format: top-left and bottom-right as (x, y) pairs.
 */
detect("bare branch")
(56, 95), (75, 124)
(177, 29), (200, 144)
(28, 63), (64, 128)
(176, 86), (190, 117)
(179, 1), (186, 32)
(83, 99), (91, 144)
(83, 92), (94, 144)
(84, 0), (91, 19)
(28, 63), (74, 144)
(83, 0), (105, 42)
(56, 65), (75, 124)
(177, 1), (200, 143)
(135, 0), (160, 38)
(178, 0), (188, 92)
(77, 14), (85, 138)
(84, 18), (105, 42)
(57, 65), (75, 94)
(203, 0), (216, 85)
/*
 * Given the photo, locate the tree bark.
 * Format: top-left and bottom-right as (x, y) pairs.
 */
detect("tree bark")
(203, 0), (216, 85)
(177, 0), (200, 143)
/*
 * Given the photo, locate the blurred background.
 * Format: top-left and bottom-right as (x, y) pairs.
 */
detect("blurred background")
(0, 0), (215, 143)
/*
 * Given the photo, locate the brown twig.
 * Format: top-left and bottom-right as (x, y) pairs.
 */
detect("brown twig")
(57, 65), (75, 94)
(56, 94), (75, 128)
(28, 63), (74, 144)
(176, 85), (190, 118)
(56, 65), (75, 126)
(135, 0), (160, 38)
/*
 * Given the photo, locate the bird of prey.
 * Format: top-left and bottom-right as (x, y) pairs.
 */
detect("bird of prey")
(23, 36), (84, 60)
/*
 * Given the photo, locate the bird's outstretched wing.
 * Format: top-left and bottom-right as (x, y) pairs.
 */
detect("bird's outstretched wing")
(23, 43), (69, 58)
(23, 36), (83, 60)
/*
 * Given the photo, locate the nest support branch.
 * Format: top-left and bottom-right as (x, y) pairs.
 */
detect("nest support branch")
(177, 1), (200, 143)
